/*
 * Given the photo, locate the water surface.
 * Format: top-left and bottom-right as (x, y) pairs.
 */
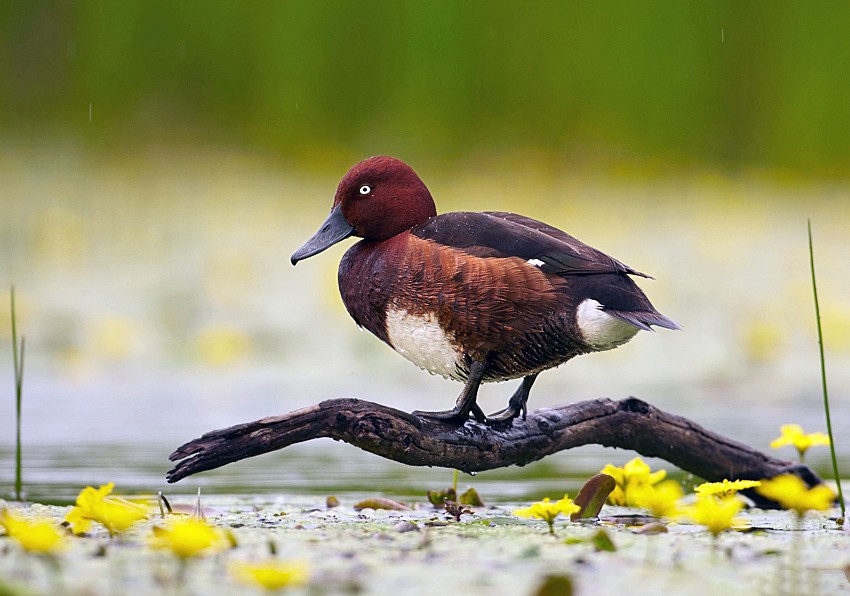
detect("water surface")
(1, 147), (848, 502)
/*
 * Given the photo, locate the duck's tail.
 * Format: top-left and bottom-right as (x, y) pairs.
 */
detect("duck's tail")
(604, 309), (681, 332)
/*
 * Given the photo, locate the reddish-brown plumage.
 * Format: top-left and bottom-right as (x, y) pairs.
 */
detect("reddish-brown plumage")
(334, 156), (436, 241)
(292, 156), (679, 423)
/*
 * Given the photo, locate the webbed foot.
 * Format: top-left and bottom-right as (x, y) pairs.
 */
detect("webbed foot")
(485, 373), (538, 424)
(413, 360), (488, 424)
(413, 403), (486, 424)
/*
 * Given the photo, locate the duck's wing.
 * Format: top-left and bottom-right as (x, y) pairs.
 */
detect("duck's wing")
(410, 211), (651, 278)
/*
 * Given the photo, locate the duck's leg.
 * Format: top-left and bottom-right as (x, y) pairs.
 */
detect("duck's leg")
(487, 373), (539, 423)
(413, 360), (487, 424)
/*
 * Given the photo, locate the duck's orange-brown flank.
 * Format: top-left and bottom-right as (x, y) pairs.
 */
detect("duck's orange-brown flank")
(291, 156), (679, 424)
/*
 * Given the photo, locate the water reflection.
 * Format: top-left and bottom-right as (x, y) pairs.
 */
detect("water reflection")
(0, 441), (608, 504)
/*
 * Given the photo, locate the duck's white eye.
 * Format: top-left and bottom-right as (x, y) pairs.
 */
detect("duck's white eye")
(359, 185), (371, 195)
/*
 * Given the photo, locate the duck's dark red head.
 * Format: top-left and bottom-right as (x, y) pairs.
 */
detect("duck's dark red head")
(291, 156), (437, 264)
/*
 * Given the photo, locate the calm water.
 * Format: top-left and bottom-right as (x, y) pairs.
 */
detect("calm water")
(1, 146), (848, 502)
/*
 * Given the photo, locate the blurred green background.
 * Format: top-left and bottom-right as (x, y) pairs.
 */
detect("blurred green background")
(1, 2), (849, 499)
(3, 0), (850, 172)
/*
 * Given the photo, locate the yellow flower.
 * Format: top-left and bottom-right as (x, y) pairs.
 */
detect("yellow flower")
(770, 424), (830, 461)
(630, 480), (684, 519)
(230, 559), (310, 591)
(150, 519), (225, 559)
(756, 474), (835, 516)
(65, 483), (148, 536)
(685, 496), (744, 537)
(0, 509), (66, 553)
(695, 479), (762, 499)
(600, 457), (667, 507)
(514, 495), (580, 534)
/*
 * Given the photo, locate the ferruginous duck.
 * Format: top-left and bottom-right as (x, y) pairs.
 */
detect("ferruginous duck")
(291, 156), (679, 424)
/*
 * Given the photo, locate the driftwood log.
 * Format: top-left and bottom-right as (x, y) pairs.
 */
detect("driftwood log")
(167, 396), (823, 508)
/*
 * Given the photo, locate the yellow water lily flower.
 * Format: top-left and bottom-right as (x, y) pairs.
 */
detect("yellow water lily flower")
(630, 480), (684, 519)
(695, 479), (762, 499)
(756, 474), (835, 516)
(230, 559), (310, 591)
(770, 424), (830, 461)
(514, 495), (580, 534)
(600, 457), (667, 507)
(65, 483), (148, 537)
(150, 519), (226, 559)
(684, 495), (744, 537)
(0, 508), (66, 553)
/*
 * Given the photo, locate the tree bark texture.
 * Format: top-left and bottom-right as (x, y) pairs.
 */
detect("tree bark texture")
(167, 397), (823, 508)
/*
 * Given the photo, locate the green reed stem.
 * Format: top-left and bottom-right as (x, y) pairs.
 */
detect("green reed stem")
(11, 286), (25, 501)
(807, 221), (845, 515)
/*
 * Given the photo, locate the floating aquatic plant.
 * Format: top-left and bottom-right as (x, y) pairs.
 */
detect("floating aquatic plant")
(65, 483), (148, 537)
(770, 424), (830, 463)
(630, 479), (684, 519)
(443, 500), (473, 522)
(149, 518), (226, 559)
(600, 457), (667, 507)
(570, 473), (616, 521)
(756, 474), (834, 517)
(0, 508), (66, 554)
(230, 559), (310, 592)
(684, 495), (744, 538)
(514, 495), (580, 535)
(695, 479), (762, 499)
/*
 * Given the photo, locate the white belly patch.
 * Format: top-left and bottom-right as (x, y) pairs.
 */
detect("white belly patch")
(576, 299), (639, 351)
(385, 308), (463, 380)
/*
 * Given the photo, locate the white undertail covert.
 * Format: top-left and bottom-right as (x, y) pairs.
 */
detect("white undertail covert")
(576, 298), (640, 351)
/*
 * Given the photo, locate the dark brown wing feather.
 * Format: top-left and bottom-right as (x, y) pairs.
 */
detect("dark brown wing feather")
(411, 211), (651, 278)
(410, 212), (679, 332)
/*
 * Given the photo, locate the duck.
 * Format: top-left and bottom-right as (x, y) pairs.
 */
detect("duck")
(291, 156), (679, 425)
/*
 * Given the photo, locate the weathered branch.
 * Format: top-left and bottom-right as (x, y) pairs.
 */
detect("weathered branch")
(167, 396), (823, 508)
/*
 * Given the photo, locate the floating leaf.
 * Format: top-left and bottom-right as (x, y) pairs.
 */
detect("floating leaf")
(590, 528), (616, 552)
(519, 545), (540, 559)
(426, 488), (456, 507)
(459, 487), (484, 507)
(393, 521), (419, 533)
(634, 522), (668, 535)
(468, 517), (517, 526)
(532, 574), (574, 596)
(353, 498), (410, 511)
(599, 514), (657, 525)
(571, 474), (616, 520)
